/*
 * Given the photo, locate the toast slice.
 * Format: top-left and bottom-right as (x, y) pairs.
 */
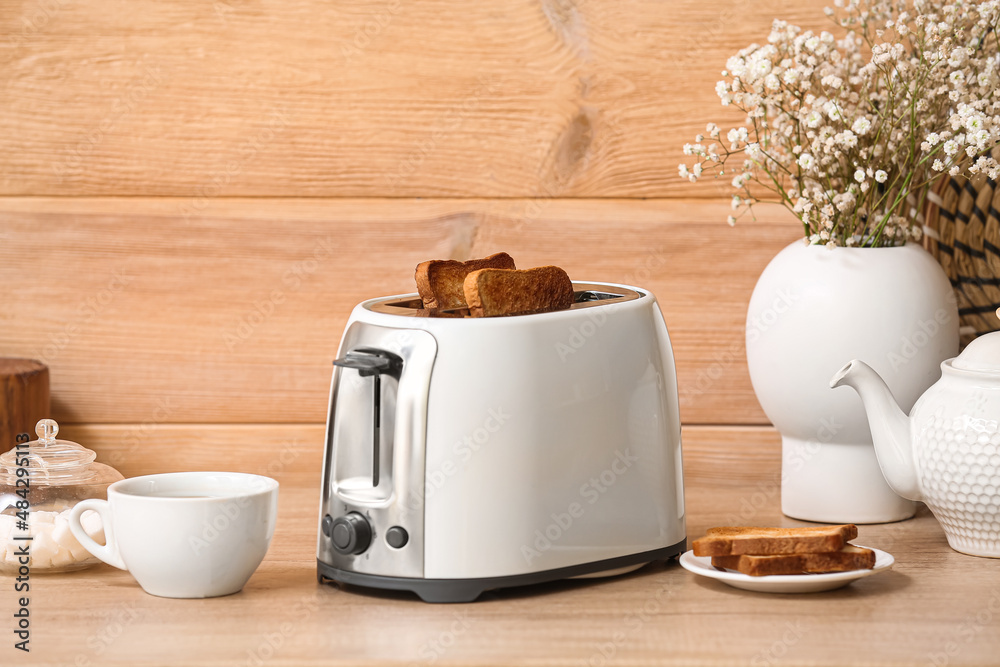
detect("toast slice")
(692, 524), (859, 557)
(711, 544), (876, 576)
(464, 266), (574, 317)
(414, 252), (516, 310)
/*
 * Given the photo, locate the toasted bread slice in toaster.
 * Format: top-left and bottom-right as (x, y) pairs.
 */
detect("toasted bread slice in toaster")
(414, 252), (516, 310)
(692, 524), (859, 557)
(710, 544), (876, 576)
(464, 266), (574, 317)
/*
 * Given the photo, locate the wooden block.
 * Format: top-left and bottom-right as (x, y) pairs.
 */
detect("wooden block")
(0, 358), (50, 452)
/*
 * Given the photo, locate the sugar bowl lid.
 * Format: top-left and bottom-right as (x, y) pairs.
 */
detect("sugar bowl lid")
(951, 308), (1000, 372)
(0, 419), (99, 485)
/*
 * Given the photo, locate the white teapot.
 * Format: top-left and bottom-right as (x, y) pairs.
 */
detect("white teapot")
(831, 327), (1000, 558)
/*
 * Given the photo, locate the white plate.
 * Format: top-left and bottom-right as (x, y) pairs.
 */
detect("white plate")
(679, 546), (894, 593)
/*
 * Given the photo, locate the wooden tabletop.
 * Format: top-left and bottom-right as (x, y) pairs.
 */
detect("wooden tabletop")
(14, 473), (1000, 667)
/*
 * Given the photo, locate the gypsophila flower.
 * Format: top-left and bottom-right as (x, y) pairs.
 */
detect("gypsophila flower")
(852, 118), (872, 135)
(679, 0), (1000, 247)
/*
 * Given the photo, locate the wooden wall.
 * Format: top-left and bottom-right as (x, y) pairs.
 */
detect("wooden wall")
(0, 0), (832, 478)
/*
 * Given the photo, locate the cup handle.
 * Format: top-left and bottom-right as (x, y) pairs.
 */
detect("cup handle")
(68, 499), (127, 571)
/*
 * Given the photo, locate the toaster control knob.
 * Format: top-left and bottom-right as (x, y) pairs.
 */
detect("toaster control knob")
(330, 513), (372, 555)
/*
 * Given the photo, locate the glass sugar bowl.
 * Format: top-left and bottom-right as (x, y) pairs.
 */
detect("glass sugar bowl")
(0, 419), (123, 573)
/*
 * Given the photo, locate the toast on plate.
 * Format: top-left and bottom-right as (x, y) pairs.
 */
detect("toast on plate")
(692, 524), (859, 557)
(711, 544), (876, 576)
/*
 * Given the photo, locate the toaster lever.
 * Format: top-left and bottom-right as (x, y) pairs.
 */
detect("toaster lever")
(333, 350), (402, 488)
(333, 351), (394, 377)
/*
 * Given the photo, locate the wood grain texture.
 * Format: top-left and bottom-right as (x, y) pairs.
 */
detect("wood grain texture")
(17, 474), (1000, 666)
(0, 0), (831, 197)
(0, 358), (49, 451)
(54, 423), (780, 483)
(0, 197), (802, 426)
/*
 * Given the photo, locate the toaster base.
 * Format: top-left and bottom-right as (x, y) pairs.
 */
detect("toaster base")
(317, 539), (686, 603)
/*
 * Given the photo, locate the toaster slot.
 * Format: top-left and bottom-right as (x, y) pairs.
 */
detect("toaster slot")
(330, 349), (402, 497)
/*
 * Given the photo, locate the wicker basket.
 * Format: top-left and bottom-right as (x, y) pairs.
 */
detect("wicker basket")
(922, 152), (1000, 348)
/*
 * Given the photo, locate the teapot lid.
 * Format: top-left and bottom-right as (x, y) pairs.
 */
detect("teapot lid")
(952, 312), (1000, 371)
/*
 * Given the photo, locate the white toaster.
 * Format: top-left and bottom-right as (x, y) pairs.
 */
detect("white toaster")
(317, 281), (686, 602)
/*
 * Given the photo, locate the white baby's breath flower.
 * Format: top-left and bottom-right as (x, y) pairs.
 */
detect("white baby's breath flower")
(851, 117), (872, 135)
(750, 57), (773, 80)
(949, 46), (968, 68)
(837, 130), (859, 148)
(727, 215), (736, 226)
(680, 1), (1000, 248)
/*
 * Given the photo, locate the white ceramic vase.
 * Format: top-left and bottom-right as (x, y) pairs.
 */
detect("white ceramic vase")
(746, 240), (959, 524)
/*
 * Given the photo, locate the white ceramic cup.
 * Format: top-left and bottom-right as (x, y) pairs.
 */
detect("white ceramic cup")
(68, 472), (279, 599)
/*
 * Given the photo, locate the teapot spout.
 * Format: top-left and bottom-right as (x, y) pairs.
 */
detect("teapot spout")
(830, 360), (922, 501)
